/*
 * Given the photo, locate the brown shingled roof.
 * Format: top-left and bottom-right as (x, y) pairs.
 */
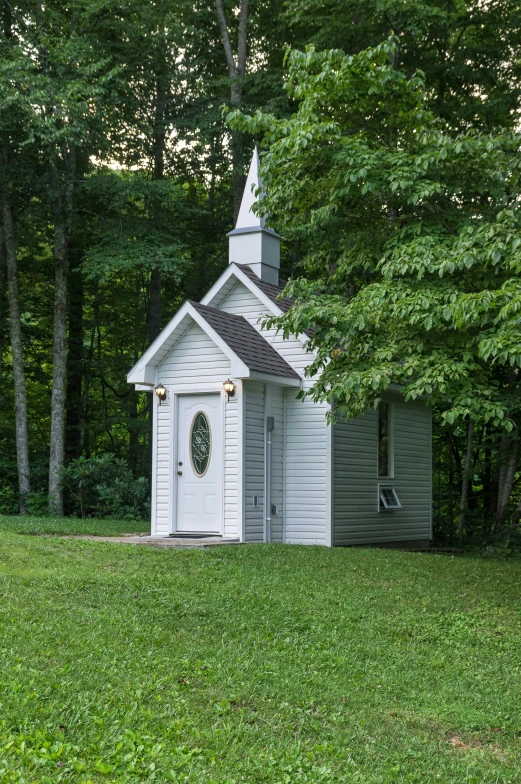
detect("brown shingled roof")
(189, 301), (301, 380)
(237, 264), (315, 338)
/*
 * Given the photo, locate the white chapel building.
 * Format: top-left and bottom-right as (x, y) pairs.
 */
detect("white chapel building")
(128, 150), (432, 547)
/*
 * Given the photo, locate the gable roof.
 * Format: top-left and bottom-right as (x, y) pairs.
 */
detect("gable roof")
(190, 302), (300, 380)
(201, 262), (314, 342)
(237, 265), (294, 313)
(238, 265), (315, 337)
(127, 299), (301, 387)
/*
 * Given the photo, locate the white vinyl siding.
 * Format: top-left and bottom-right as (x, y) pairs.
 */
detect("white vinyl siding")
(333, 395), (432, 545)
(224, 395), (239, 537)
(219, 281), (314, 377)
(152, 322), (233, 536)
(158, 321), (231, 389)
(284, 388), (330, 545)
(244, 382), (265, 542)
(154, 400), (171, 536)
(219, 280), (331, 546)
(267, 385), (284, 542)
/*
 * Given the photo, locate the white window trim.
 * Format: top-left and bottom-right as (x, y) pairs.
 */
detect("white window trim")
(377, 401), (394, 479)
(378, 484), (402, 512)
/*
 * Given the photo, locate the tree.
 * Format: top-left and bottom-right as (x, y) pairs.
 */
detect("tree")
(215, 0), (251, 219)
(285, 0), (521, 132)
(231, 42), (521, 536)
(0, 197), (31, 513)
(7, 0), (125, 514)
(0, 4), (35, 513)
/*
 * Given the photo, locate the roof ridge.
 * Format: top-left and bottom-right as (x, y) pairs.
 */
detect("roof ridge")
(236, 264), (288, 292)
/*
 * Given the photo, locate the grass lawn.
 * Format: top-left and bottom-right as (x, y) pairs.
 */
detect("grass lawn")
(0, 514), (148, 537)
(0, 533), (520, 783)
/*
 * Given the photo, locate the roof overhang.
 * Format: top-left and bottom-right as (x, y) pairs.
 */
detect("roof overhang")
(127, 300), (301, 388)
(248, 370), (301, 388)
(201, 263), (282, 315)
(201, 263), (312, 348)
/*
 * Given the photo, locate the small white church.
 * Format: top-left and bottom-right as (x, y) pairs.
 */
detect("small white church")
(128, 150), (432, 547)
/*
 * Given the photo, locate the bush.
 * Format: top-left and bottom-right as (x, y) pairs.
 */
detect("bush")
(0, 486), (18, 515)
(60, 454), (150, 520)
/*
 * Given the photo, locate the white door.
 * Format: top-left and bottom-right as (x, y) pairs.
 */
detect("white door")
(175, 393), (223, 534)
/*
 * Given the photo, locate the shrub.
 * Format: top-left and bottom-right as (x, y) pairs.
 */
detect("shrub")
(0, 486), (18, 515)
(60, 454), (150, 520)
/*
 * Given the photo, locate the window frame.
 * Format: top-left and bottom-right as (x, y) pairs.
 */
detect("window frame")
(189, 410), (212, 478)
(377, 401), (394, 479)
(378, 484), (402, 512)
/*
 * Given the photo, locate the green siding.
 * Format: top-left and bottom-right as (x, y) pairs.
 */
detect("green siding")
(333, 395), (431, 545)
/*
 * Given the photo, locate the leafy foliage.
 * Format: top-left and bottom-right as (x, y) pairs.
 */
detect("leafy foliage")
(2, 1), (521, 539)
(59, 454), (150, 520)
(232, 44), (521, 427)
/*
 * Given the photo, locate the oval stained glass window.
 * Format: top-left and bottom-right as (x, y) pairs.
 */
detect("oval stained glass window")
(190, 412), (211, 477)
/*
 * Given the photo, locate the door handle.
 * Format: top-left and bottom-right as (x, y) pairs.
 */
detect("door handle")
(177, 470), (183, 476)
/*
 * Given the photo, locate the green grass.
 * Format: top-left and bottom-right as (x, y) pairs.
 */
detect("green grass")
(0, 514), (148, 537)
(0, 534), (520, 783)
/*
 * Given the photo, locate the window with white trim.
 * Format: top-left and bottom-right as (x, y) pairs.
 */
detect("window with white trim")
(378, 402), (392, 477)
(379, 484), (402, 511)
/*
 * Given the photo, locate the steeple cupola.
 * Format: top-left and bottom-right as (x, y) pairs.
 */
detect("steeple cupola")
(227, 148), (281, 285)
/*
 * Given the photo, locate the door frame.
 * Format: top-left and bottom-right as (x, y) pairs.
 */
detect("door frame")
(169, 387), (226, 536)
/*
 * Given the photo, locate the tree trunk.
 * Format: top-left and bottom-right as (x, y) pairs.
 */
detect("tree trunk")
(0, 223), (6, 374)
(495, 436), (520, 534)
(215, 0), (250, 221)
(148, 267), (162, 345)
(65, 261), (83, 462)
(1, 190), (31, 513)
(482, 426), (493, 528)
(458, 418), (474, 542)
(48, 148), (76, 515)
(448, 429), (454, 524)
(147, 77), (167, 347)
(508, 493), (521, 537)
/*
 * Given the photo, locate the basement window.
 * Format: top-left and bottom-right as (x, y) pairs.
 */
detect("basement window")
(379, 485), (402, 511)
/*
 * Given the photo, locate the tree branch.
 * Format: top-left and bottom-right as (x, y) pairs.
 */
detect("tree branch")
(215, 0), (237, 78)
(237, 0), (249, 76)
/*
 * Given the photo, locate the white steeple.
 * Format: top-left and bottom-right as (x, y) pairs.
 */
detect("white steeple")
(235, 147), (266, 229)
(227, 147), (280, 285)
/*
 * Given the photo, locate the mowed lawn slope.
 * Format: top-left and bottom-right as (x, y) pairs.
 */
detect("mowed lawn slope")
(0, 534), (520, 783)
(0, 514), (148, 537)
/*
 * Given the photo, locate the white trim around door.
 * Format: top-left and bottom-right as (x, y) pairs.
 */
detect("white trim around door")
(172, 391), (224, 535)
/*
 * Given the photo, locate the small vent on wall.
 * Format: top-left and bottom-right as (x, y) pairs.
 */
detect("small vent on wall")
(252, 495), (259, 507)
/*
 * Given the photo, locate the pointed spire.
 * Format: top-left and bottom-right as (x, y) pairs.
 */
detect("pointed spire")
(235, 147), (266, 229)
(227, 147), (280, 285)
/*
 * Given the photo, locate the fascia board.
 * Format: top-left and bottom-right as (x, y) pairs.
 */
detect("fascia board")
(201, 264), (281, 317)
(232, 265), (314, 350)
(247, 370), (302, 388)
(185, 302), (250, 377)
(201, 263), (313, 355)
(199, 265), (241, 308)
(127, 301), (194, 384)
(127, 299), (250, 384)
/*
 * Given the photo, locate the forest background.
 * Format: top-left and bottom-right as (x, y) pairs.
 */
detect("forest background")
(0, 0), (520, 543)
